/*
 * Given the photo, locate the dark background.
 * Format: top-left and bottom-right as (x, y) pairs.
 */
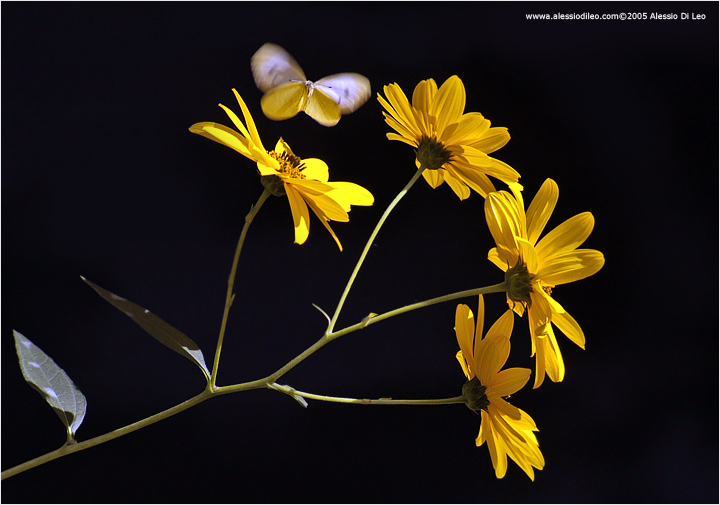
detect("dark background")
(2, 2), (718, 502)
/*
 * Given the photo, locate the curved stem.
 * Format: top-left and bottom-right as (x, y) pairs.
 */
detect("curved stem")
(271, 383), (466, 406)
(1, 390), (212, 480)
(211, 188), (272, 387)
(268, 282), (507, 383)
(328, 164), (426, 333)
(2, 282), (506, 480)
(2, 377), (273, 480)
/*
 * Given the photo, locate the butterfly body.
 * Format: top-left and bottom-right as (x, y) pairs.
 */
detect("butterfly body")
(252, 43), (370, 127)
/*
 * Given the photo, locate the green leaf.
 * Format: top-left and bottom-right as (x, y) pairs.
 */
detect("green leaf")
(81, 277), (211, 382)
(13, 330), (87, 443)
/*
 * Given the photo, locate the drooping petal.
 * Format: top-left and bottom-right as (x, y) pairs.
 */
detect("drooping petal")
(528, 290), (552, 335)
(479, 411), (500, 468)
(285, 185), (311, 245)
(291, 180), (349, 222)
(422, 168), (445, 188)
(533, 324), (565, 388)
(535, 212), (595, 260)
(536, 249), (605, 286)
(490, 396), (523, 422)
(442, 172), (471, 200)
(487, 157), (522, 186)
(446, 158), (497, 198)
(526, 179), (559, 246)
(545, 296), (586, 348)
(485, 411), (509, 479)
(324, 181), (374, 210)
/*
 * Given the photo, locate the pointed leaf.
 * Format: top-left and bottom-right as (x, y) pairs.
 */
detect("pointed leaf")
(13, 330), (87, 442)
(81, 277), (211, 382)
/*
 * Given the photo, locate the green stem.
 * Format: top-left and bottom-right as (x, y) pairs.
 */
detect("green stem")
(327, 164), (426, 333)
(268, 282), (507, 383)
(1, 391), (211, 480)
(210, 188), (271, 388)
(271, 383), (466, 406)
(2, 282), (506, 479)
(2, 377), (272, 480)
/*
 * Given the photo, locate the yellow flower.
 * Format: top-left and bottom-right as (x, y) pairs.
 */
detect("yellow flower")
(455, 295), (544, 481)
(190, 89), (373, 250)
(378, 75), (520, 199)
(485, 179), (605, 388)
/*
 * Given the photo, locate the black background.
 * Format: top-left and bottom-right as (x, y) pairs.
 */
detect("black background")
(2, 2), (718, 503)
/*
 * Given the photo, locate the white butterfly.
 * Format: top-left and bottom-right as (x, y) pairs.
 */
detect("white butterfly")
(251, 43), (371, 127)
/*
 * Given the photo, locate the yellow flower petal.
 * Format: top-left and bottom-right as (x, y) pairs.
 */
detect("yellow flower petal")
(474, 295), (485, 347)
(484, 309), (514, 366)
(189, 122), (253, 158)
(285, 185), (311, 245)
(487, 367), (530, 398)
(422, 168), (445, 188)
(430, 75), (465, 134)
(456, 349), (472, 381)
(411, 78), (437, 113)
(446, 160), (497, 199)
(443, 172), (471, 200)
(475, 338), (501, 387)
(325, 181), (374, 209)
(535, 211), (595, 259)
(440, 112), (490, 146)
(454, 304), (475, 370)
(232, 88), (265, 151)
(536, 249), (605, 286)
(545, 296), (586, 348)
(301, 158), (329, 182)
(526, 178), (559, 245)
(467, 126), (511, 154)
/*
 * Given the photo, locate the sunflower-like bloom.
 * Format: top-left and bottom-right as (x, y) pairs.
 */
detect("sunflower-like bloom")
(378, 75), (520, 199)
(190, 89), (373, 250)
(455, 295), (544, 481)
(485, 179), (605, 388)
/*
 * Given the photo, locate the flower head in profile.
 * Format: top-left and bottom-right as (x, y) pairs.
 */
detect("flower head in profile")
(378, 76), (520, 199)
(455, 295), (544, 481)
(190, 89), (373, 250)
(485, 179), (605, 388)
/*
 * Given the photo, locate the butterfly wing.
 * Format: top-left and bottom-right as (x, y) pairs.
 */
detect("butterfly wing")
(251, 43), (306, 92)
(260, 81), (309, 121)
(304, 87), (342, 127)
(314, 73), (371, 114)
